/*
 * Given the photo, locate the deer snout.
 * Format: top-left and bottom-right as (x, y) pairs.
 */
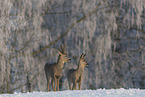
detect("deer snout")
(86, 63), (89, 66)
(68, 58), (71, 61)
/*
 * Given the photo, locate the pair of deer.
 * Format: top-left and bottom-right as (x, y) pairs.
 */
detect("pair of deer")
(44, 45), (88, 92)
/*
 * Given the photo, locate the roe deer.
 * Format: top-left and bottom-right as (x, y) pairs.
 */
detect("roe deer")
(67, 53), (88, 90)
(45, 45), (71, 92)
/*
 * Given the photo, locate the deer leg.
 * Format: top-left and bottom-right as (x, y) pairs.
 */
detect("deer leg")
(72, 83), (74, 90)
(57, 77), (60, 91)
(54, 76), (57, 91)
(45, 71), (50, 92)
(68, 82), (72, 90)
(75, 83), (77, 90)
(47, 82), (49, 92)
(72, 82), (76, 90)
(51, 78), (54, 91)
(78, 77), (82, 90)
(47, 78), (50, 92)
(78, 81), (81, 90)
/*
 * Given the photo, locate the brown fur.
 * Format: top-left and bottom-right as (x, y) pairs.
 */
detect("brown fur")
(45, 45), (71, 92)
(67, 53), (88, 90)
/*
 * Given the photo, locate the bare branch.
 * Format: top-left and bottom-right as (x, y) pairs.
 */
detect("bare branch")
(41, 10), (72, 15)
(32, 3), (103, 56)
(9, 68), (44, 92)
(130, 27), (145, 34)
(15, 33), (35, 53)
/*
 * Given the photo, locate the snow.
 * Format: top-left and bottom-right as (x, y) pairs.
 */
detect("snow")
(0, 89), (145, 97)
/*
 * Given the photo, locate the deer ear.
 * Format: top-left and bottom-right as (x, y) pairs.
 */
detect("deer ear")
(60, 44), (66, 54)
(83, 54), (86, 57)
(80, 53), (84, 58)
(58, 49), (62, 55)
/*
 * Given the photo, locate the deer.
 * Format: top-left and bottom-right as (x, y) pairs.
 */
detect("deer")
(44, 44), (71, 92)
(67, 53), (89, 90)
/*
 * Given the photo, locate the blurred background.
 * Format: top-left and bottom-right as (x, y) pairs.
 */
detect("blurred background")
(0, 0), (145, 93)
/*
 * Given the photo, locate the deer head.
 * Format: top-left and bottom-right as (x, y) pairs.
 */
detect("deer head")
(79, 53), (89, 67)
(58, 44), (71, 63)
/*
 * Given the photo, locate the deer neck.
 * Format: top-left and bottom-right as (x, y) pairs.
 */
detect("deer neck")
(77, 62), (84, 73)
(57, 55), (65, 68)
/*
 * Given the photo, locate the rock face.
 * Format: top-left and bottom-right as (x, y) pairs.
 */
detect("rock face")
(0, 0), (145, 93)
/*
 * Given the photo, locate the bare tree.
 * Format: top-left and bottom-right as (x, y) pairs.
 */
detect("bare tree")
(0, 0), (145, 93)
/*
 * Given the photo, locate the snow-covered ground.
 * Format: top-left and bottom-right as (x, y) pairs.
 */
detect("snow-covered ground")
(0, 89), (145, 97)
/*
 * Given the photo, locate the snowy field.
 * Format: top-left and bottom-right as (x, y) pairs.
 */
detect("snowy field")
(0, 89), (145, 97)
